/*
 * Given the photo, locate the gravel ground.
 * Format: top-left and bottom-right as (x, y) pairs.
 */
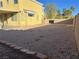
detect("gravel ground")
(0, 43), (39, 59)
(0, 24), (78, 59)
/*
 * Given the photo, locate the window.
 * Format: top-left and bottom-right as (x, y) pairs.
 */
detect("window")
(14, 0), (18, 4)
(0, 1), (3, 7)
(11, 13), (17, 21)
(28, 13), (34, 17)
(7, 0), (9, 4)
(28, 11), (34, 17)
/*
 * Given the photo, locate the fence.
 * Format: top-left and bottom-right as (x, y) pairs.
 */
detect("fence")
(74, 13), (79, 51)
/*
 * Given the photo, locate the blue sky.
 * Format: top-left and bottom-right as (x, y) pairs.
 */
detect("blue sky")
(38, 0), (79, 16)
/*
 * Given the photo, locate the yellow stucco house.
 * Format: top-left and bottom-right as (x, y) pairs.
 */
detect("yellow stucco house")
(0, 0), (44, 28)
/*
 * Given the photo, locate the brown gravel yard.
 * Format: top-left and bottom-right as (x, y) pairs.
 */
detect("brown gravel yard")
(0, 24), (78, 59)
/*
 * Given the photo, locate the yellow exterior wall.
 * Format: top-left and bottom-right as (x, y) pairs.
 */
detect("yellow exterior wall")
(1, 0), (19, 11)
(0, 0), (44, 27)
(18, 0), (44, 26)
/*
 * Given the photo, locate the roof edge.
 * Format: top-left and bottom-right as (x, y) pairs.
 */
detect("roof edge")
(30, 0), (43, 6)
